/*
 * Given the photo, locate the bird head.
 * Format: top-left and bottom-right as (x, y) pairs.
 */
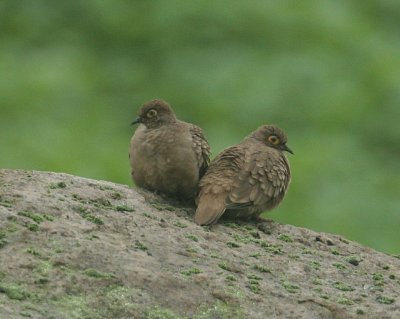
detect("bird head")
(251, 125), (294, 154)
(131, 99), (177, 128)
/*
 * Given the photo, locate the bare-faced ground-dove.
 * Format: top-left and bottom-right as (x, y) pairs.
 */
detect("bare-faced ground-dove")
(195, 125), (292, 225)
(129, 99), (211, 200)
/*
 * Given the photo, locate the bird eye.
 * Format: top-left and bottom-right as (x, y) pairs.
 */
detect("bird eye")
(267, 135), (280, 145)
(147, 109), (158, 118)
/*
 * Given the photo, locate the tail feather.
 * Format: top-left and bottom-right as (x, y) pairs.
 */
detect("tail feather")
(195, 194), (226, 225)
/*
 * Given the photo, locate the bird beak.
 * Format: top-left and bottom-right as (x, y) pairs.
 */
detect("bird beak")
(131, 116), (142, 125)
(282, 145), (294, 155)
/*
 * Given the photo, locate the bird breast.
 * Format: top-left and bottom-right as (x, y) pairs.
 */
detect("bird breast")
(130, 124), (199, 183)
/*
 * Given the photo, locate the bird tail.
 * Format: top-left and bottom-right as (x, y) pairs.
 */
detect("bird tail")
(194, 194), (226, 225)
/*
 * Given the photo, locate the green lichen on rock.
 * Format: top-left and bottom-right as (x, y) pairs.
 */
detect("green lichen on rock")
(253, 264), (271, 273)
(247, 274), (262, 281)
(84, 268), (116, 279)
(0, 230), (7, 249)
(180, 268), (202, 276)
(173, 221), (188, 228)
(226, 241), (240, 248)
(150, 203), (176, 211)
(0, 196), (13, 208)
(145, 301), (243, 319)
(18, 211), (44, 223)
(49, 182), (67, 189)
(346, 255), (361, 266)
(248, 252), (261, 258)
(333, 281), (354, 292)
(247, 280), (261, 294)
(282, 281), (300, 293)
(145, 307), (181, 319)
(25, 247), (41, 256)
(310, 261), (321, 270)
(331, 249), (340, 255)
(260, 241), (284, 255)
(27, 223), (39, 232)
(115, 205), (134, 212)
(373, 273), (385, 287)
(376, 295), (395, 304)
(373, 273), (384, 281)
(225, 275), (236, 282)
(277, 234), (293, 243)
(337, 297), (354, 305)
(218, 263), (233, 272)
(74, 206), (104, 225)
(185, 234), (198, 242)
(0, 283), (30, 300)
(134, 240), (148, 251)
(333, 263), (346, 270)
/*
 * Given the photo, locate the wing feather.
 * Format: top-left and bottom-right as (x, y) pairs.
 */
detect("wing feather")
(189, 124), (211, 178)
(226, 149), (290, 213)
(195, 146), (245, 225)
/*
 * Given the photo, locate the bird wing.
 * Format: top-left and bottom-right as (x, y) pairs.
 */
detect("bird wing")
(194, 146), (245, 225)
(189, 124), (211, 178)
(226, 149), (291, 211)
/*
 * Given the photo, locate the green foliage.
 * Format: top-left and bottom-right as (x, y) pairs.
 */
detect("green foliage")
(0, 1), (399, 254)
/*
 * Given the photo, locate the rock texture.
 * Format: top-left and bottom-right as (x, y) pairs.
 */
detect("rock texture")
(0, 169), (399, 319)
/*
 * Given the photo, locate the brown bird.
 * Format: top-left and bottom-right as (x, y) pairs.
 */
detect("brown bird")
(195, 125), (292, 225)
(129, 99), (211, 200)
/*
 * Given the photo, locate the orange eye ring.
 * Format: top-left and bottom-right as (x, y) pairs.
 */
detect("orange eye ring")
(267, 135), (280, 145)
(147, 109), (158, 118)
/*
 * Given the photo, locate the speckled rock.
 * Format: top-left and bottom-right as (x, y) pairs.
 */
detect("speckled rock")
(0, 169), (399, 319)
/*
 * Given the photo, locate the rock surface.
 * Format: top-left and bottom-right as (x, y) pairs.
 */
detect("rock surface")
(0, 169), (399, 319)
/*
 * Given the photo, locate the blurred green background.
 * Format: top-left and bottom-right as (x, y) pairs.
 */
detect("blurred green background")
(1, 1), (399, 254)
